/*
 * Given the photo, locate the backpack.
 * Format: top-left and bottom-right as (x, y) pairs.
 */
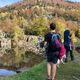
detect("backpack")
(51, 33), (61, 51)
(59, 44), (66, 60)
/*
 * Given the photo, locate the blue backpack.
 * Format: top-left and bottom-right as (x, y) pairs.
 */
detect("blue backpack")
(51, 33), (61, 51)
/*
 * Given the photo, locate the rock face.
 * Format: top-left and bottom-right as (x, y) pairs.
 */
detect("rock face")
(0, 35), (45, 70)
(24, 35), (44, 55)
(0, 35), (44, 55)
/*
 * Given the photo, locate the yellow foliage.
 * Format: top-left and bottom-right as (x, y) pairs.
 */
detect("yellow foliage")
(12, 26), (24, 41)
(1, 12), (8, 17)
(66, 21), (78, 32)
(54, 18), (67, 38)
(14, 46), (24, 64)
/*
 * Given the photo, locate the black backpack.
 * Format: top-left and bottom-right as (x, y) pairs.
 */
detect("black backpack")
(51, 33), (61, 51)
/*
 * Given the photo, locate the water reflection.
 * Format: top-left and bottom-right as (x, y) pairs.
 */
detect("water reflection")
(0, 46), (25, 76)
(0, 45), (26, 68)
(0, 42), (44, 71)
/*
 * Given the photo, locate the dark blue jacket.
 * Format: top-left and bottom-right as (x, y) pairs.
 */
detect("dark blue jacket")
(64, 30), (70, 48)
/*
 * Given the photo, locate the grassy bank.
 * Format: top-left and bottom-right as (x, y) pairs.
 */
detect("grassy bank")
(2, 57), (80, 80)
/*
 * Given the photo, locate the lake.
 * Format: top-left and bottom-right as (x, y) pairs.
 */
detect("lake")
(0, 44), (44, 76)
(0, 69), (16, 76)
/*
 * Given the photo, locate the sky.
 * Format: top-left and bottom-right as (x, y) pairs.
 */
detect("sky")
(0, 0), (22, 7)
(69, 0), (80, 2)
(0, 0), (80, 7)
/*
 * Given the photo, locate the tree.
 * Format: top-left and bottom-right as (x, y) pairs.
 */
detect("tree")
(11, 26), (24, 45)
(54, 18), (67, 38)
(32, 17), (49, 36)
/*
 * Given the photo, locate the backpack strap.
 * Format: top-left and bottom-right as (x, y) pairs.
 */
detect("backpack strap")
(51, 32), (61, 40)
(51, 33), (58, 41)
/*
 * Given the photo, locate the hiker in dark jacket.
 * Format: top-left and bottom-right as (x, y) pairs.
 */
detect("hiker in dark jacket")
(44, 23), (61, 80)
(64, 30), (74, 62)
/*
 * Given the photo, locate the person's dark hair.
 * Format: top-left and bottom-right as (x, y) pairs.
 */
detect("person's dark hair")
(50, 23), (56, 30)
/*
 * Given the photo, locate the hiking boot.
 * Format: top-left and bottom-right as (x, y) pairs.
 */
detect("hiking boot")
(46, 79), (51, 80)
(51, 78), (56, 80)
(52, 76), (57, 80)
(65, 58), (68, 63)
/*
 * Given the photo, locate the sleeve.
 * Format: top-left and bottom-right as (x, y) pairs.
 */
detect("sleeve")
(44, 32), (51, 42)
(44, 34), (48, 42)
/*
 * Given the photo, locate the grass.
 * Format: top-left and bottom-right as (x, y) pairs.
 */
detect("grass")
(1, 51), (80, 80)
(2, 61), (80, 80)
(3, 61), (47, 80)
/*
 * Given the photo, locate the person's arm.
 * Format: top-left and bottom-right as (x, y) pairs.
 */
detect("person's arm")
(44, 41), (48, 48)
(44, 33), (48, 48)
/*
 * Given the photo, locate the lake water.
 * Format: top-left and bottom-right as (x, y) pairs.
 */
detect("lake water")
(0, 69), (16, 76)
(0, 41), (44, 76)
